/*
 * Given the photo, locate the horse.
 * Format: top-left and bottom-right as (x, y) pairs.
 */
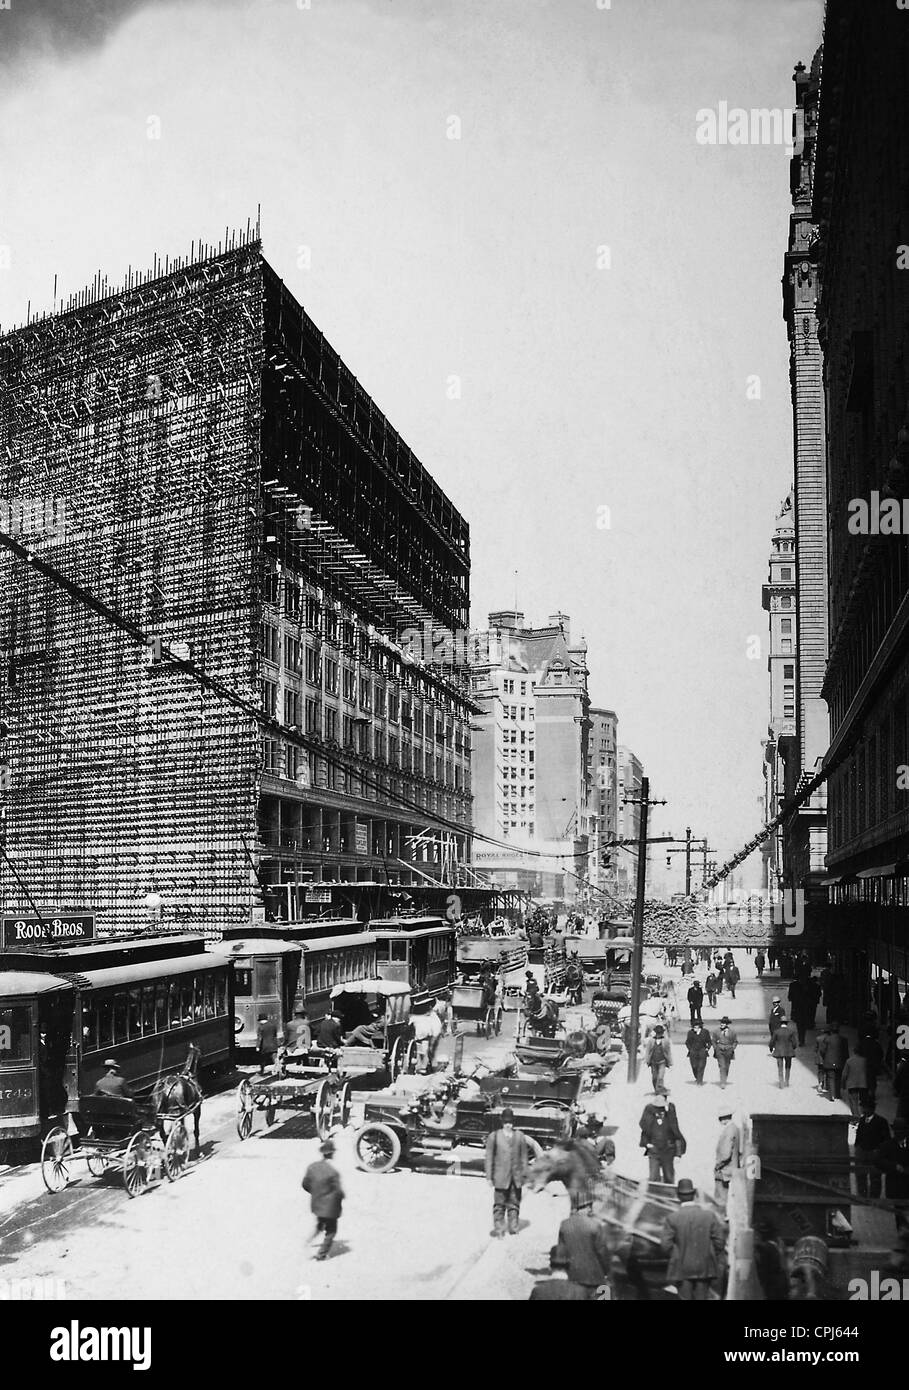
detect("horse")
(151, 1072), (203, 1156)
(522, 997), (560, 1038)
(526, 1138), (607, 1212)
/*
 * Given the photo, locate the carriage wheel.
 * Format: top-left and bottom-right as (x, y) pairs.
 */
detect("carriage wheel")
(494, 1005), (504, 1037)
(353, 1122), (402, 1174)
(524, 1135), (544, 1165)
(41, 1127), (73, 1193)
(389, 1036), (405, 1080)
(405, 1039), (419, 1075)
(314, 1078), (334, 1141)
(337, 1081), (352, 1130)
(164, 1122), (189, 1182)
(85, 1128), (110, 1178)
(123, 1132), (150, 1198)
(236, 1079), (255, 1141)
(483, 1006), (496, 1039)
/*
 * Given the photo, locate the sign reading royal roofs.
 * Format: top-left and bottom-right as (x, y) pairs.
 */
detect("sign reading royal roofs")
(1, 914), (96, 949)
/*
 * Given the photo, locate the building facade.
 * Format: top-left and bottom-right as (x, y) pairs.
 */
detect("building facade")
(0, 241), (473, 933)
(470, 611), (591, 902)
(812, 2), (909, 1016)
(587, 707), (618, 898)
(780, 52), (829, 897)
(761, 493), (798, 895)
(616, 745), (644, 899)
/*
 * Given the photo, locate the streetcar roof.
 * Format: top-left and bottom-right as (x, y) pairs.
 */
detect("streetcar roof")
(75, 953), (224, 990)
(301, 932), (376, 953)
(208, 939), (303, 960)
(330, 979), (411, 999)
(0, 971), (75, 998)
(371, 926), (451, 941)
(368, 915), (447, 930)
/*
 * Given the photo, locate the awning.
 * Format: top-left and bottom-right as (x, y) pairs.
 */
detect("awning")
(855, 864), (899, 879)
(330, 979), (411, 999)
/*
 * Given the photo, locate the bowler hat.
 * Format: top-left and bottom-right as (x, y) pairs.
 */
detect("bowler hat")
(720, 1016), (730, 1024)
(677, 1179), (696, 1201)
(501, 1108), (515, 1124)
(102, 1058), (120, 1070)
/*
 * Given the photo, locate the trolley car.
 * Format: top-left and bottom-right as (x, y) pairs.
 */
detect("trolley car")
(370, 916), (455, 1007)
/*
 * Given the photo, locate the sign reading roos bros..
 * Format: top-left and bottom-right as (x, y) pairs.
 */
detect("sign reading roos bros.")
(1, 915), (95, 949)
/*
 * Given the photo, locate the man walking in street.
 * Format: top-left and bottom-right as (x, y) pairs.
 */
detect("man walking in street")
(529, 1244), (590, 1301)
(768, 996), (785, 1049)
(557, 1207), (614, 1300)
(704, 969), (719, 1008)
(687, 979), (704, 1026)
(640, 1093), (686, 1184)
(255, 1014), (279, 1074)
(660, 1179), (726, 1301)
(854, 1099), (890, 1198)
(484, 1108), (530, 1237)
(643, 1024), (672, 1094)
(771, 1015), (798, 1088)
(725, 961), (740, 999)
(712, 1016), (738, 1089)
(714, 1103), (740, 1208)
(755, 950), (765, 979)
(819, 1021), (849, 1101)
(685, 1020), (711, 1086)
(302, 1138), (345, 1261)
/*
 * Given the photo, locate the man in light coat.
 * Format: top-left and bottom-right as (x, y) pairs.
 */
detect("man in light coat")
(660, 1178), (726, 1300)
(484, 1108), (531, 1237)
(714, 1103), (741, 1207)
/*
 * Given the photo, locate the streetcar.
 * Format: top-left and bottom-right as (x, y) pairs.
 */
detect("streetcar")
(369, 916), (455, 1008)
(0, 934), (233, 1147)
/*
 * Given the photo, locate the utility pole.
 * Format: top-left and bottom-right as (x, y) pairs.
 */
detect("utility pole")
(626, 777), (665, 1084)
(685, 825), (691, 895)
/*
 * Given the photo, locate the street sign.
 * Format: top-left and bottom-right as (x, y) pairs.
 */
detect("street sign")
(355, 822), (368, 855)
(251, 906), (266, 926)
(1, 914), (95, 948)
(305, 887), (332, 904)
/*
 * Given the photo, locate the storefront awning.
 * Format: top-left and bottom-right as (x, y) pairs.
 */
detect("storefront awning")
(855, 864), (899, 879)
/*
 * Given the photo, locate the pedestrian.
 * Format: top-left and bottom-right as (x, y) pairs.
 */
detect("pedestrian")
(484, 1108), (530, 1237)
(767, 945), (778, 972)
(713, 954), (725, 992)
(873, 1118), (909, 1200)
(854, 1098), (890, 1199)
(705, 970), (719, 1008)
(725, 962), (740, 999)
(712, 1016), (738, 1089)
(643, 1024), (672, 1094)
(819, 1022), (849, 1101)
(255, 1013), (279, 1073)
(755, 950), (765, 979)
(841, 1043), (870, 1117)
(685, 1020), (711, 1086)
(640, 1093), (686, 1184)
(660, 1178), (726, 1301)
(557, 1207), (614, 1300)
(771, 1015), (797, 1088)
(714, 1103), (740, 1208)
(768, 996), (785, 1049)
(861, 1032), (884, 1100)
(788, 979), (810, 1047)
(316, 1009), (343, 1049)
(578, 1114), (616, 1172)
(814, 1023), (829, 1092)
(301, 1138), (345, 1261)
(529, 1244), (591, 1301)
(687, 979), (704, 1026)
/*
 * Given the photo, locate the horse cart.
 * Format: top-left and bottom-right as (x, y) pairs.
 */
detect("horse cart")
(351, 1071), (579, 1174)
(236, 979), (419, 1140)
(450, 982), (504, 1038)
(40, 1093), (193, 1197)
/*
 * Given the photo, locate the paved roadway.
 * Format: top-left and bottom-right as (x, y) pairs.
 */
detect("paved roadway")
(0, 953), (855, 1301)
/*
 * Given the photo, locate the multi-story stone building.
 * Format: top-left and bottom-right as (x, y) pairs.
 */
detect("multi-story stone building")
(780, 52), (829, 898)
(0, 240), (473, 932)
(587, 707), (618, 897)
(812, 2), (909, 1013)
(470, 611), (591, 902)
(761, 493), (798, 894)
(616, 745), (645, 899)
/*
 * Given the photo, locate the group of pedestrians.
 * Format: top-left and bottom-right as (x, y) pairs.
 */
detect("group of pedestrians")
(642, 1016), (739, 1092)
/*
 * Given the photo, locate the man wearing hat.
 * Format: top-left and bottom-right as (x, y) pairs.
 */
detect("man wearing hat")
(556, 1206), (614, 1299)
(578, 1114), (616, 1172)
(685, 1019), (711, 1086)
(529, 1245), (590, 1301)
(855, 1098), (890, 1198)
(639, 1093), (686, 1183)
(660, 1179), (726, 1301)
(642, 1023), (672, 1095)
(94, 1059), (133, 1099)
(873, 1118), (909, 1200)
(484, 1108), (530, 1237)
(712, 1017), (738, 1089)
(771, 1015), (798, 1088)
(714, 1103), (740, 1206)
(818, 1021), (849, 1101)
(302, 1138), (345, 1261)
(767, 996), (785, 1050)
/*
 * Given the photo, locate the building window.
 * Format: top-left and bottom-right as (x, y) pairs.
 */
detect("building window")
(260, 678), (277, 718)
(783, 664), (795, 679)
(781, 619), (793, 634)
(259, 622), (279, 664)
(780, 568), (793, 581)
(284, 635), (301, 672)
(284, 688), (301, 726)
(305, 647), (321, 685)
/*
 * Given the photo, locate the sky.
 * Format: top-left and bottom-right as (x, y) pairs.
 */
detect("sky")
(0, 0), (826, 887)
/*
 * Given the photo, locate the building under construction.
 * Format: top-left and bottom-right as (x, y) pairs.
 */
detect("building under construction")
(0, 237), (473, 934)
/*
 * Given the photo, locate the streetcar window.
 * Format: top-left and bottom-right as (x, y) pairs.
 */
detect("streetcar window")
(234, 967), (253, 998)
(167, 983), (181, 1029)
(203, 977), (215, 1020)
(141, 987), (155, 1035)
(128, 989), (142, 1040)
(97, 997), (114, 1050)
(113, 993), (128, 1045)
(180, 983), (193, 1025)
(255, 960), (278, 997)
(0, 1005), (31, 1063)
(83, 1004), (97, 1053)
(192, 977), (205, 1022)
(390, 940), (409, 963)
(214, 974), (227, 1016)
(155, 985), (168, 1034)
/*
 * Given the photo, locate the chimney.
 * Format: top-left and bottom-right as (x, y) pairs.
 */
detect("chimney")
(488, 610), (524, 633)
(548, 612), (571, 639)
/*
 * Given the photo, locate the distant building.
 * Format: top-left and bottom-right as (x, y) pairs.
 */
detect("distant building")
(761, 493), (798, 894)
(470, 611), (590, 902)
(587, 708), (618, 897)
(616, 746), (644, 898)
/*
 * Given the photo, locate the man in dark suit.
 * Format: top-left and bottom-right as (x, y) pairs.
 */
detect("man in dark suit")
(316, 1010), (343, 1049)
(685, 1021), (711, 1086)
(771, 1016), (798, 1088)
(255, 1015), (279, 1074)
(640, 1093), (686, 1183)
(660, 1178), (726, 1300)
(855, 1099), (890, 1198)
(302, 1138), (345, 1261)
(556, 1208), (613, 1299)
(485, 1109), (530, 1237)
(529, 1244), (590, 1301)
(687, 980), (704, 1026)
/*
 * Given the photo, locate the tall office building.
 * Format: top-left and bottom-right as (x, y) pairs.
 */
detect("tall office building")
(587, 707), (618, 896)
(616, 745), (645, 899)
(0, 240), (473, 932)
(761, 493), (798, 895)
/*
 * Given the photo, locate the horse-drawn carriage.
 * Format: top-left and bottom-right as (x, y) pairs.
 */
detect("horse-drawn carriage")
(450, 982), (504, 1038)
(351, 1071), (579, 1174)
(236, 979), (420, 1140)
(40, 1084), (198, 1197)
